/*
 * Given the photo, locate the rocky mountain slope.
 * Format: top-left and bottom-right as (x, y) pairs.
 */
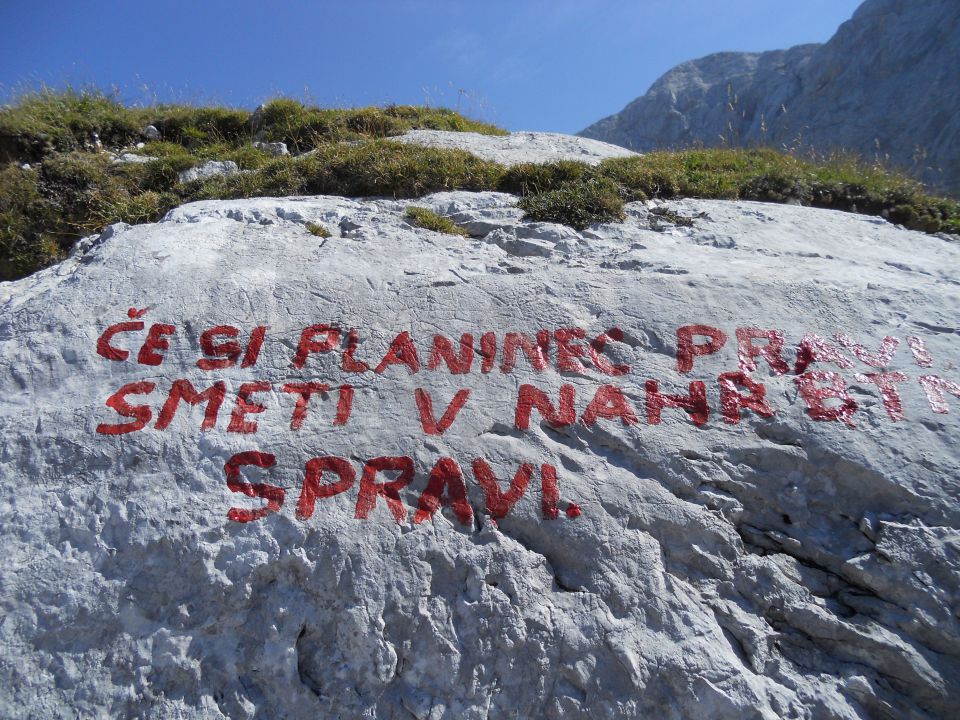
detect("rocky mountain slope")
(1, 129), (958, 718)
(580, 0), (960, 195)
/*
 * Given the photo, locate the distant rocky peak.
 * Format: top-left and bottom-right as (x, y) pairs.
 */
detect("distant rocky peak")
(580, 0), (960, 195)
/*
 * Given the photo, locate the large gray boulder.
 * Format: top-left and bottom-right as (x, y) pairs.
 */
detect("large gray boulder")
(0, 186), (958, 718)
(580, 0), (960, 195)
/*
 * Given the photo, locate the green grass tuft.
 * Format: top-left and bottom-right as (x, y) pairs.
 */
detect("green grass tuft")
(304, 222), (331, 238)
(404, 206), (470, 236)
(517, 177), (625, 230)
(250, 99), (505, 152)
(0, 164), (61, 279)
(498, 160), (594, 196)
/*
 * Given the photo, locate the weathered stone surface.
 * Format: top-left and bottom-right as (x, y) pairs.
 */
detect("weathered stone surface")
(178, 160), (240, 184)
(1, 186), (958, 718)
(113, 152), (157, 165)
(580, 0), (960, 194)
(395, 129), (639, 166)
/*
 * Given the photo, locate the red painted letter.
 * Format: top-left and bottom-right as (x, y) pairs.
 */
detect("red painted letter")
(293, 325), (340, 368)
(334, 384), (354, 426)
(645, 380), (710, 426)
(96, 381), (156, 435)
(480, 332), (497, 373)
(97, 321), (144, 361)
(676, 325), (727, 373)
(228, 381), (272, 434)
(415, 388), (471, 435)
(472, 459), (533, 520)
(794, 334), (854, 375)
(428, 334), (474, 374)
(355, 456), (415, 523)
(835, 333), (900, 368)
(581, 385), (638, 426)
(514, 384), (576, 430)
(137, 324), (176, 366)
(297, 456), (356, 520)
(918, 375), (960, 414)
(240, 326), (268, 368)
(541, 464), (560, 520)
(718, 372), (775, 424)
(225, 451), (283, 523)
(281, 382), (329, 430)
(736, 328), (789, 375)
(198, 325), (241, 370)
(500, 331), (550, 373)
(375, 331), (421, 374)
(554, 328), (588, 373)
(794, 371), (858, 427)
(855, 372), (907, 421)
(414, 457), (473, 525)
(908, 337), (933, 368)
(341, 328), (371, 372)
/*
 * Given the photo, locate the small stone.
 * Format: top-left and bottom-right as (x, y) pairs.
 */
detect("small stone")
(339, 217), (362, 235)
(483, 228), (554, 257)
(249, 104), (267, 132)
(113, 153), (157, 165)
(142, 125), (161, 141)
(253, 141), (289, 156)
(515, 222), (579, 244)
(178, 160), (240, 184)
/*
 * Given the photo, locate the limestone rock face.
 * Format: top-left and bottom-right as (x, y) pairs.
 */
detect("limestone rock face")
(1, 187), (959, 718)
(580, 0), (960, 194)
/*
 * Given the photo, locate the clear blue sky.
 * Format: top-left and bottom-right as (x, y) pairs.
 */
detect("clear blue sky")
(0, 0), (864, 133)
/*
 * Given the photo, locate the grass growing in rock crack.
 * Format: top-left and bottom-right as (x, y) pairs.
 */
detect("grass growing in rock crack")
(404, 207), (470, 236)
(1, 88), (958, 281)
(648, 206), (696, 227)
(517, 177), (625, 230)
(304, 222), (331, 238)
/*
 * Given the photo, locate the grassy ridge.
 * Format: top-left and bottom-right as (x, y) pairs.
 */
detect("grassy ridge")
(0, 89), (506, 161)
(1, 89), (958, 280)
